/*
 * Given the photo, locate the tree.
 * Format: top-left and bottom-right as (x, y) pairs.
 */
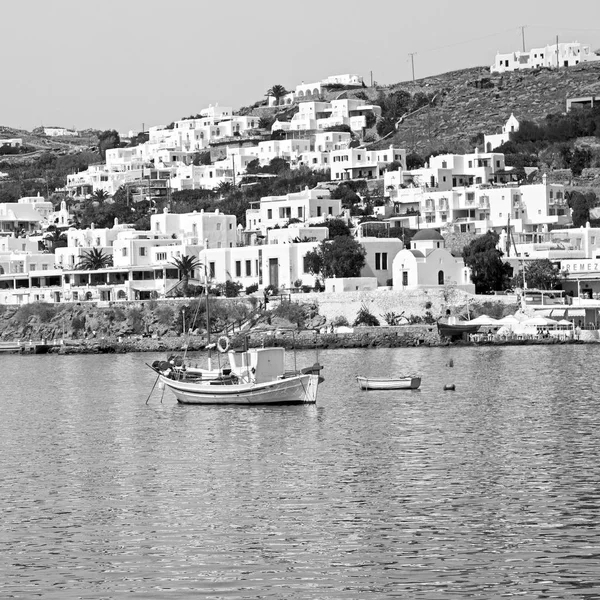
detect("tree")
(97, 130), (121, 160)
(511, 259), (561, 290)
(304, 237), (366, 279)
(192, 151), (211, 166)
(266, 84), (289, 106)
(462, 231), (512, 293)
(567, 190), (597, 227)
(170, 255), (201, 296)
(76, 248), (113, 270)
(310, 218), (350, 238)
(406, 152), (425, 170)
(92, 189), (110, 203)
(43, 226), (67, 253)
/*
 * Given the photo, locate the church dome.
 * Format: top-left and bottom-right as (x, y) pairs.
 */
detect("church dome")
(412, 229), (444, 241)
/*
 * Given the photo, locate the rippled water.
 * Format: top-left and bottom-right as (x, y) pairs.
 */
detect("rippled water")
(2, 346), (600, 599)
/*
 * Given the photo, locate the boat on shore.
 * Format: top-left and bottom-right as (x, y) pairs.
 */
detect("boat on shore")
(152, 346), (323, 405)
(356, 375), (421, 390)
(437, 321), (481, 340)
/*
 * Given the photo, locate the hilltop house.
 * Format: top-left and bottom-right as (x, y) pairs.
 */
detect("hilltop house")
(491, 42), (600, 73)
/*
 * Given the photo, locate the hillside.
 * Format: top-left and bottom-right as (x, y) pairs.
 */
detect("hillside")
(358, 63), (600, 154)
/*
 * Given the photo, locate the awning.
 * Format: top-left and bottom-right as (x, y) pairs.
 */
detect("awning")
(568, 308), (585, 317)
(537, 309), (553, 317)
(550, 308), (565, 317)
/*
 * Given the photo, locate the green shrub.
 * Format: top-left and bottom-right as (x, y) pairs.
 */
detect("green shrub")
(264, 284), (279, 296)
(331, 315), (349, 327)
(381, 311), (407, 325)
(127, 307), (144, 334)
(273, 301), (306, 327)
(353, 304), (380, 326)
(155, 305), (174, 326)
(245, 283), (259, 295)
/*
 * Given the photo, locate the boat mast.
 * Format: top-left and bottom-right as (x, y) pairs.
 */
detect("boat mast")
(204, 240), (212, 371)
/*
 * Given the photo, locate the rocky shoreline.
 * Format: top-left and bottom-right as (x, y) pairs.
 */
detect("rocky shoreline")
(10, 324), (588, 356)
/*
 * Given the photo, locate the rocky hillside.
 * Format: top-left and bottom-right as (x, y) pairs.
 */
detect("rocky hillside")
(341, 63), (600, 154)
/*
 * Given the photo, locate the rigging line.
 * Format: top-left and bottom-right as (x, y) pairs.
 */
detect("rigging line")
(528, 25), (600, 32)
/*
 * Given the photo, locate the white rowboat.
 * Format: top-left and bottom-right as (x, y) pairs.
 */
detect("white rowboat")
(356, 376), (421, 390)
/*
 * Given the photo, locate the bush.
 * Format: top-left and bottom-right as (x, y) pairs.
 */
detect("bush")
(381, 311), (407, 326)
(313, 279), (324, 292)
(13, 302), (56, 326)
(264, 284), (279, 296)
(273, 302), (306, 327)
(155, 305), (174, 326)
(245, 283), (259, 295)
(223, 280), (243, 298)
(331, 315), (350, 327)
(353, 304), (380, 326)
(127, 307), (145, 334)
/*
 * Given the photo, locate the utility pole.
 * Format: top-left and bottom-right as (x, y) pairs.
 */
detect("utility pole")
(370, 70), (373, 87)
(408, 53), (416, 83)
(520, 25), (526, 52)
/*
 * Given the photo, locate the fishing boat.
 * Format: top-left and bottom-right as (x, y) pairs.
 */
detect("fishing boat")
(152, 346), (323, 405)
(356, 375), (421, 390)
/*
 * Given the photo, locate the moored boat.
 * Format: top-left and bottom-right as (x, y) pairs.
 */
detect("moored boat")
(356, 375), (421, 390)
(153, 346), (323, 405)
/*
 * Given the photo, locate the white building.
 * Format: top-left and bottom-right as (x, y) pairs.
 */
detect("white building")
(273, 99), (380, 134)
(491, 42), (600, 73)
(484, 113), (520, 151)
(245, 187), (342, 234)
(0, 138), (22, 148)
(269, 74), (365, 107)
(44, 127), (78, 137)
(330, 145), (406, 181)
(392, 229), (474, 293)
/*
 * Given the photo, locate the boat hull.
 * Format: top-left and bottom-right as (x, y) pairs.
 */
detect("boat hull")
(160, 373), (320, 405)
(357, 376), (421, 390)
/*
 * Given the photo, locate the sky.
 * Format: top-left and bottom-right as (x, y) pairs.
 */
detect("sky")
(2, 0), (600, 134)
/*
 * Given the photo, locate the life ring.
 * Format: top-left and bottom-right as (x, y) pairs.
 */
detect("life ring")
(217, 335), (230, 353)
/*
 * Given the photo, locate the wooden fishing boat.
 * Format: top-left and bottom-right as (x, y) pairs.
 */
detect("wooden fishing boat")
(153, 347), (323, 405)
(356, 375), (421, 390)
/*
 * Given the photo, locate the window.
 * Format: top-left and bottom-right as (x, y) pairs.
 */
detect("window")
(328, 207), (333, 215)
(157, 252), (167, 261)
(209, 262), (215, 278)
(468, 161), (473, 168)
(245, 260), (251, 276)
(122, 248), (128, 257)
(30, 263), (36, 271)
(217, 223), (221, 230)
(317, 207), (322, 217)
(402, 271), (408, 286)
(267, 209), (272, 219)
(303, 256), (311, 273)
(438, 270), (444, 285)
(139, 247), (146, 256)
(297, 207), (303, 218)
(235, 261), (241, 277)
(229, 223), (232, 229)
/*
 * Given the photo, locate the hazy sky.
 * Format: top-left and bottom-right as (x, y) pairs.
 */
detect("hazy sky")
(2, 0), (600, 133)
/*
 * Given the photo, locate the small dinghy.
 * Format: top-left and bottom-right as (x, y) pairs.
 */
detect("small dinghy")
(356, 376), (421, 391)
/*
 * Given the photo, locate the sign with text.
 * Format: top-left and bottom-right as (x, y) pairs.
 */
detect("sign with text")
(560, 260), (600, 273)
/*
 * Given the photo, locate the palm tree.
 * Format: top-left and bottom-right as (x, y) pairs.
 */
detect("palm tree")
(170, 255), (201, 296)
(76, 248), (113, 270)
(266, 84), (289, 106)
(91, 189), (110, 203)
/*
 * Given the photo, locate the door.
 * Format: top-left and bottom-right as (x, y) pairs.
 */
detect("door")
(269, 258), (279, 288)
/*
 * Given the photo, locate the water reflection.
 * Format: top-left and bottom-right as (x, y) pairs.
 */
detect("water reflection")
(2, 346), (600, 598)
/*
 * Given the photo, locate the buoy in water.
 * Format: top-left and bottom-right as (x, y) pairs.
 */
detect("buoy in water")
(447, 359), (454, 367)
(444, 384), (456, 391)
